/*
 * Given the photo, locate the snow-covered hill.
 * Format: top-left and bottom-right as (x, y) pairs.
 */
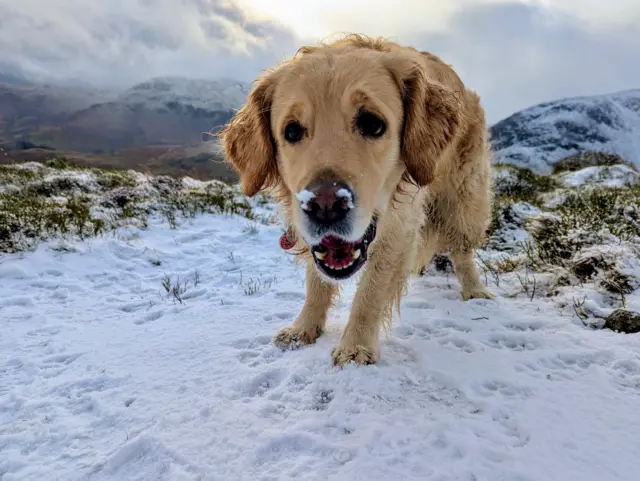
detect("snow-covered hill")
(0, 83), (116, 122)
(490, 89), (640, 173)
(0, 63), (31, 86)
(4, 73), (639, 177)
(119, 76), (249, 113)
(1, 161), (640, 480)
(0, 76), (250, 153)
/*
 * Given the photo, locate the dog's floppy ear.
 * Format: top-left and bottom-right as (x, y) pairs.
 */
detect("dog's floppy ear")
(386, 56), (461, 186)
(220, 72), (278, 197)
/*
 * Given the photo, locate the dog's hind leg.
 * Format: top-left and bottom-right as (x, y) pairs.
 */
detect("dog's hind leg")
(450, 248), (494, 300)
(411, 227), (439, 276)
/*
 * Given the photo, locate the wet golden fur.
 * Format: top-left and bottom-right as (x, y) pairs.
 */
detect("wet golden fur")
(220, 34), (494, 366)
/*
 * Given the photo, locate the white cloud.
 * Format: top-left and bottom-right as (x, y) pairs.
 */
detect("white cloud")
(0, 0), (298, 88)
(0, 0), (638, 121)
(527, 0), (640, 28)
(238, 0), (465, 39)
(405, 2), (640, 121)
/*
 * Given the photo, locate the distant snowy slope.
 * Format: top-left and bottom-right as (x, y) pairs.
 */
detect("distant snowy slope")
(0, 76), (251, 152)
(118, 76), (249, 113)
(490, 89), (640, 173)
(0, 63), (32, 86)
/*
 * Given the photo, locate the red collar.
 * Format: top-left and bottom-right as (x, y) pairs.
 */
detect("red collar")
(279, 230), (296, 250)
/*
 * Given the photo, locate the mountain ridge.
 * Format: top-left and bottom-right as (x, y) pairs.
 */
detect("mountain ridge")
(0, 76), (249, 153)
(1, 73), (638, 180)
(489, 88), (640, 173)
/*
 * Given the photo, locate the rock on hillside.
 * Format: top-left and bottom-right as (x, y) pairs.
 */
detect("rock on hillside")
(490, 89), (640, 174)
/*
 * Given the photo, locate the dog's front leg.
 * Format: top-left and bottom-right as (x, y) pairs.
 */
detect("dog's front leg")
(332, 238), (410, 367)
(273, 258), (338, 349)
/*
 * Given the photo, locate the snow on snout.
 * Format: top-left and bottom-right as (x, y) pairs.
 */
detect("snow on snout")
(295, 189), (316, 210)
(336, 188), (355, 209)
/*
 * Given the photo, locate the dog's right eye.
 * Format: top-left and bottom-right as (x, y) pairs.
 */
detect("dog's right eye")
(355, 111), (386, 139)
(284, 121), (305, 144)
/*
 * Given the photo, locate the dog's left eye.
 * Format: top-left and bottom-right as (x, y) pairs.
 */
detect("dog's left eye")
(355, 111), (386, 138)
(284, 121), (305, 143)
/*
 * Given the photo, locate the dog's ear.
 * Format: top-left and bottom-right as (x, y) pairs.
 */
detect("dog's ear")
(220, 72), (278, 197)
(386, 56), (461, 186)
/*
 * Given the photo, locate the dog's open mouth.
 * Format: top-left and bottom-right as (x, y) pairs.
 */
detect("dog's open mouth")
(311, 218), (377, 280)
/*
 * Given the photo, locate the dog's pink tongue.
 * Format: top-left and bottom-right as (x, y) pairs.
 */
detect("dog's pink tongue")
(320, 235), (351, 249)
(320, 236), (355, 269)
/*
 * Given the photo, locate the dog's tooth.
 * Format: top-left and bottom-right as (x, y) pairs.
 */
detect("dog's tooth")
(353, 249), (361, 260)
(315, 251), (326, 260)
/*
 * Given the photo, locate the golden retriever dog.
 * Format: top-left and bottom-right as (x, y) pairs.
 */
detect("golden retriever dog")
(220, 34), (494, 367)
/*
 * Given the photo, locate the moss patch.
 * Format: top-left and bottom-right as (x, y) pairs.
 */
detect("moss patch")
(603, 309), (640, 334)
(493, 163), (560, 205)
(552, 151), (637, 175)
(0, 165), (44, 184)
(96, 170), (138, 190)
(555, 185), (640, 241)
(0, 162), (257, 252)
(0, 191), (107, 252)
(158, 182), (254, 229)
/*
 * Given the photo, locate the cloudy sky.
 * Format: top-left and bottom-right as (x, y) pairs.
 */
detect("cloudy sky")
(0, 0), (638, 122)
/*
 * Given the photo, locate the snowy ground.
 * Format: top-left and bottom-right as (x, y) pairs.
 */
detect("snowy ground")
(2, 166), (640, 480)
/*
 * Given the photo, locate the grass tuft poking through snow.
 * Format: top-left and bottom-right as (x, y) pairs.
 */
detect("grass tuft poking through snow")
(1, 157), (640, 481)
(483, 155), (640, 331)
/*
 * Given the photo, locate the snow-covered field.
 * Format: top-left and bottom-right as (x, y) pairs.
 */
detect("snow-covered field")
(2, 164), (640, 481)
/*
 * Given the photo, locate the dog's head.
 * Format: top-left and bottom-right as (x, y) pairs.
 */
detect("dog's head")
(221, 37), (461, 281)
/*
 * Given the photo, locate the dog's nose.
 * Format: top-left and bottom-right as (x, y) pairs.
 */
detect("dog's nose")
(299, 181), (354, 224)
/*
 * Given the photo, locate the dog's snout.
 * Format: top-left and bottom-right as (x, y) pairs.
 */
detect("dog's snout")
(301, 181), (354, 224)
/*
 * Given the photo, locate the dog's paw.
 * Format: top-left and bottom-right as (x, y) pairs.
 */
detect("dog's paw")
(331, 344), (377, 367)
(462, 285), (496, 301)
(273, 325), (321, 350)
